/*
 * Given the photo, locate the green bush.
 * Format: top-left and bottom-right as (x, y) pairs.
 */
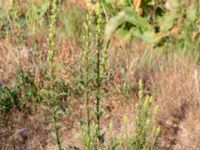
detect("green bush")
(0, 85), (19, 114)
(105, 0), (200, 60)
(0, 70), (42, 116)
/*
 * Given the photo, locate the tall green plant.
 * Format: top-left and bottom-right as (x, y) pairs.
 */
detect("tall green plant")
(133, 80), (160, 150)
(81, 2), (94, 149)
(45, 0), (63, 149)
(80, 1), (110, 149)
(47, 0), (58, 65)
(95, 1), (108, 148)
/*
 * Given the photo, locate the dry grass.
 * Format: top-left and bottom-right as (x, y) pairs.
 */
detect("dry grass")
(0, 110), (48, 150)
(1, 0), (200, 149)
(0, 40), (31, 85)
(1, 38), (200, 149)
(152, 55), (200, 150)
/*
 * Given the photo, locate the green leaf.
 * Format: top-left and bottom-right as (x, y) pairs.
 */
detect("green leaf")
(105, 7), (152, 40)
(186, 3), (197, 22)
(140, 30), (157, 44)
(26, 5), (38, 23)
(115, 28), (131, 40)
(26, 0), (49, 25)
(158, 12), (177, 32)
(100, 0), (116, 15)
(105, 10), (126, 39)
(124, 0), (132, 6)
(124, 7), (152, 30)
(39, 0), (50, 17)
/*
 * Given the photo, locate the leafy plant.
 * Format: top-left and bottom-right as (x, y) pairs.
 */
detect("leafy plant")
(26, 0), (50, 35)
(47, 1), (64, 150)
(82, 3), (93, 148)
(105, 6), (161, 45)
(0, 70), (42, 116)
(79, 1), (111, 149)
(41, 76), (65, 150)
(0, 85), (18, 115)
(106, 80), (159, 150)
(105, 0), (200, 60)
(132, 80), (160, 150)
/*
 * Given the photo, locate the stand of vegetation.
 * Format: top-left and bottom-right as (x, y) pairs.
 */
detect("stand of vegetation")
(0, 0), (200, 150)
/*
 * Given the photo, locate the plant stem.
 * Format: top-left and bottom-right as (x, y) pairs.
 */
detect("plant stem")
(53, 114), (62, 150)
(47, 1), (63, 150)
(96, 40), (101, 135)
(85, 42), (91, 148)
(86, 71), (90, 132)
(95, 1), (103, 144)
(83, 6), (93, 148)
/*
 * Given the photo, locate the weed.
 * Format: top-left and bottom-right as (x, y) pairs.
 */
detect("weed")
(132, 80), (160, 150)
(106, 80), (159, 150)
(44, 0), (64, 149)
(0, 85), (18, 115)
(95, 1), (104, 146)
(82, 2), (93, 148)
(26, 0), (50, 36)
(105, 0), (200, 60)
(0, 69), (43, 122)
(47, 0), (58, 65)
(79, 1), (109, 149)
(2, 0), (197, 149)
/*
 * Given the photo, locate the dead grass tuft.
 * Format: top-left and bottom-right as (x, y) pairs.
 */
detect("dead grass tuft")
(152, 55), (200, 150)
